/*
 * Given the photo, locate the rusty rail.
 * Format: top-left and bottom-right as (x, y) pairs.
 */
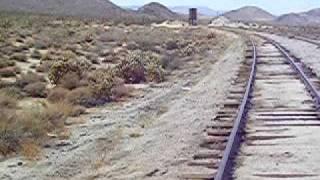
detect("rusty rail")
(272, 41), (320, 104)
(214, 40), (257, 180)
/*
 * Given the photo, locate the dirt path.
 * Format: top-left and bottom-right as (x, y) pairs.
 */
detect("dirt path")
(0, 29), (245, 180)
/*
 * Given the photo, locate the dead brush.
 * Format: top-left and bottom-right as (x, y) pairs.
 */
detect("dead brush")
(0, 100), (74, 156)
(20, 139), (41, 160)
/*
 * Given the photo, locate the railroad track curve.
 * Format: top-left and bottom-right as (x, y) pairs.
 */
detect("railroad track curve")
(182, 36), (320, 180)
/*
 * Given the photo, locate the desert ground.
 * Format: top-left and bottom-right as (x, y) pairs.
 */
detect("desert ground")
(0, 12), (245, 179)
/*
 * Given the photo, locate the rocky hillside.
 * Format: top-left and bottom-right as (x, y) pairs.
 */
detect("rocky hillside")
(224, 6), (275, 22)
(275, 8), (320, 26)
(0, 0), (136, 19)
(138, 2), (180, 20)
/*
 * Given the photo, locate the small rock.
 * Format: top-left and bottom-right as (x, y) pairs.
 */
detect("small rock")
(8, 164), (17, 168)
(47, 133), (58, 138)
(181, 87), (191, 91)
(64, 119), (74, 126)
(17, 162), (23, 166)
(129, 132), (143, 138)
(56, 140), (72, 147)
(160, 168), (168, 175)
(80, 132), (87, 137)
(145, 168), (159, 177)
(43, 144), (51, 148)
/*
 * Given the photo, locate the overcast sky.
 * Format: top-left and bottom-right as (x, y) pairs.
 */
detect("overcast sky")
(111, 0), (320, 15)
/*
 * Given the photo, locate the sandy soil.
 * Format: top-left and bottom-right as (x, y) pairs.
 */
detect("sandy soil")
(0, 29), (245, 180)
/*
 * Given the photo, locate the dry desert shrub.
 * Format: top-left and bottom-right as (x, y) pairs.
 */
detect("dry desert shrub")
(116, 50), (165, 83)
(88, 68), (116, 98)
(66, 87), (95, 107)
(47, 87), (69, 103)
(30, 50), (42, 59)
(20, 139), (41, 160)
(10, 53), (28, 62)
(59, 72), (81, 90)
(0, 89), (17, 109)
(23, 82), (47, 98)
(160, 53), (181, 71)
(0, 66), (19, 77)
(116, 51), (146, 83)
(16, 72), (46, 88)
(36, 61), (53, 73)
(0, 59), (15, 69)
(48, 59), (90, 85)
(0, 90), (74, 156)
(165, 40), (179, 50)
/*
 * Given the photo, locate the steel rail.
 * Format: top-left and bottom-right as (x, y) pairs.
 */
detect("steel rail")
(272, 41), (320, 104)
(214, 39), (257, 180)
(294, 36), (320, 47)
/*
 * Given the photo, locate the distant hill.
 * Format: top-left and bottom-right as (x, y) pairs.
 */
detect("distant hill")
(0, 0), (136, 19)
(170, 6), (224, 17)
(275, 8), (320, 26)
(224, 6), (275, 22)
(137, 2), (180, 20)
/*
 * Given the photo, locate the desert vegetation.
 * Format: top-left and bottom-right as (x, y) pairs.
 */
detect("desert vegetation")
(0, 12), (220, 158)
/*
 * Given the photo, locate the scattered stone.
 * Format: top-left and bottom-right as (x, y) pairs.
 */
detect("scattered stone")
(79, 132), (88, 137)
(181, 87), (191, 91)
(64, 119), (74, 126)
(145, 168), (159, 177)
(129, 132), (143, 138)
(8, 164), (17, 168)
(55, 140), (72, 147)
(43, 144), (51, 148)
(47, 133), (58, 138)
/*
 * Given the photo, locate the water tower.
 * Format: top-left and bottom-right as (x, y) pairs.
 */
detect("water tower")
(189, 8), (197, 26)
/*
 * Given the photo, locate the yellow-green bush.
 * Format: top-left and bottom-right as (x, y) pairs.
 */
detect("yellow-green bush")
(48, 59), (90, 85)
(116, 51), (165, 83)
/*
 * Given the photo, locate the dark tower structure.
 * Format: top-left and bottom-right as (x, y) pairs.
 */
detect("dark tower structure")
(189, 8), (197, 26)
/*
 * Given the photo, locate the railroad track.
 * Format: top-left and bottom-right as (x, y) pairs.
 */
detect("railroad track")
(182, 36), (320, 180)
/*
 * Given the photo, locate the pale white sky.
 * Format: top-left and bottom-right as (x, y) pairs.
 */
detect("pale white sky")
(111, 0), (320, 15)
